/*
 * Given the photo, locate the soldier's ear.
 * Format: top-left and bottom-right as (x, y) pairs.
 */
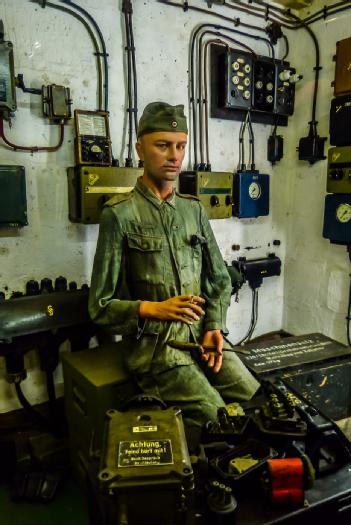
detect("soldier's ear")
(135, 140), (144, 161)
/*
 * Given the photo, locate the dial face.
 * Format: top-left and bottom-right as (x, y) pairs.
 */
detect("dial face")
(249, 182), (261, 200)
(336, 203), (351, 223)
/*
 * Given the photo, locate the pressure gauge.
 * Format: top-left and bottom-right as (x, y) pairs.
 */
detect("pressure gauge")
(336, 203), (351, 223)
(248, 182), (261, 200)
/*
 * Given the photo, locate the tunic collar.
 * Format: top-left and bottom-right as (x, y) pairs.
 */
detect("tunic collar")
(135, 176), (176, 209)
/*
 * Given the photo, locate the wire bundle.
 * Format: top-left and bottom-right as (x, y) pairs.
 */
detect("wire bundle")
(122, 0), (139, 166)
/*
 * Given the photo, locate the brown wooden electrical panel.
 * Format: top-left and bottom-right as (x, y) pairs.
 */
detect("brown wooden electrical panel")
(332, 37), (351, 96)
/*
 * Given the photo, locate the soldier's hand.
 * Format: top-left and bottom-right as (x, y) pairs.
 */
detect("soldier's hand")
(200, 329), (223, 373)
(139, 295), (205, 324)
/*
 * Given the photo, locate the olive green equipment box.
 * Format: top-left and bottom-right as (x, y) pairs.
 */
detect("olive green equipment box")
(327, 146), (351, 194)
(94, 406), (194, 525)
(179, 171), (233, 219)
(62, 342), (138, 485)
(67, 166), (142, 224)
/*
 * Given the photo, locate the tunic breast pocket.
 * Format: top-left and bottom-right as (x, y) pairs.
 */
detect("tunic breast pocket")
(126, 233), (165, 285)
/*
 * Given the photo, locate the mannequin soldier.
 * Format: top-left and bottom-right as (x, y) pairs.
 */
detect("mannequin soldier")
(89, 102), (259, 426)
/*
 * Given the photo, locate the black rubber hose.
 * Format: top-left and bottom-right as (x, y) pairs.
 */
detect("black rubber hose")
(15, 382), (52, 430)
(61, 0), (109, 111)
(31, 0), (103, 110)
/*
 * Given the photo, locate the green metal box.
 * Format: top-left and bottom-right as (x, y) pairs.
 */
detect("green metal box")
(62, 342), (138, 481)
(0, 165), (27, 227)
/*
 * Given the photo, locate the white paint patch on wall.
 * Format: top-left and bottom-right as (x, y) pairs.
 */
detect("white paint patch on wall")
(0, 0), (289, 412)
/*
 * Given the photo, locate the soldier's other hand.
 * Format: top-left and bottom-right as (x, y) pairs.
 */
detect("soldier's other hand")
(139, 295), (205, 324)
(200, 329), (223, 373)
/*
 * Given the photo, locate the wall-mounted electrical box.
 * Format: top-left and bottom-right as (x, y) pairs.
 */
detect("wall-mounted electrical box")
(233, 170), (269, 218)
(179, 171), (233, 219)
(74, 110), (112, 166)
(332, 37), (351, 97)
(42, 84), (71, 123)
(330, 96), (351, 147)
(323, 194), (351, 244)
(0, 39), (16, 119)
(211, 44), (297, 125)
(0, 165), (27, 227)
(327, 147), (351, 194)
(67, 166), (141, 224)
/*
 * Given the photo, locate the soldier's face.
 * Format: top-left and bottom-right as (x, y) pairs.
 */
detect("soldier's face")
(136, 132), (187, 183)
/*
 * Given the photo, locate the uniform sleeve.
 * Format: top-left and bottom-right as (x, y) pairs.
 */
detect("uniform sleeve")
(88, 206), (142, 335)
(199, 203), (232, 334)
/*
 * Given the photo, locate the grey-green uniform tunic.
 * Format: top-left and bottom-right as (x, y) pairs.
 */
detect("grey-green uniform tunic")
(89, 177), (259, 426)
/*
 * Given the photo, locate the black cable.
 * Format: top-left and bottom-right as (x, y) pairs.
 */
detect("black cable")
(124, 8), (133, 163)
(158, 0), (266, 32)
(287, 12), (320, 127)
(234, 287), (258, 345)
(128, 9), (139, 137)
(30, 0), (103, 110)
(282, 34), (289, 61)
(60, 0), (109, 111)
(238, 112), (248, 170)
(247, 111), (255, 169)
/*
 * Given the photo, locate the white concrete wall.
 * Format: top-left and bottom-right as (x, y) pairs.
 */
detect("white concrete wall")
(282, 0), (351, 344)
(0, 0), (314, 413)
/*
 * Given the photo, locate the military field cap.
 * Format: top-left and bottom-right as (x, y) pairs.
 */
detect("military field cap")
(137, 102), (188, 138)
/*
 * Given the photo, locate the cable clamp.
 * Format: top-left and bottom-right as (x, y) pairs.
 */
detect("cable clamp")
(94, 51), (109, 58)
(40, 0), (47, 8)
(124, 45), (135, 52)
(183, 1), (189, 12)
(313, 66), (322, 71)
(126, 108), (137, 113)
(234, 17), (240, 27)
(265, 5), (269, 21)
(323, 5), (327, 19)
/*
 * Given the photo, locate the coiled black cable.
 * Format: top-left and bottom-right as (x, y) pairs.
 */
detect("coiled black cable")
(60, 0), (109, 111)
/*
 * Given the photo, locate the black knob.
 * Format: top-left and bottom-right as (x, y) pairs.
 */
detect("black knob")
(26, 280), (40, 296)
(225, 195), (232, 206)
(81, 283), (89, 291)
(69, 281), (78, 291)
(40, 278), (53, 294)
(0, 292), (5, 300)
(210, 195), (220, 207)
(55, 276), (67, 292)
